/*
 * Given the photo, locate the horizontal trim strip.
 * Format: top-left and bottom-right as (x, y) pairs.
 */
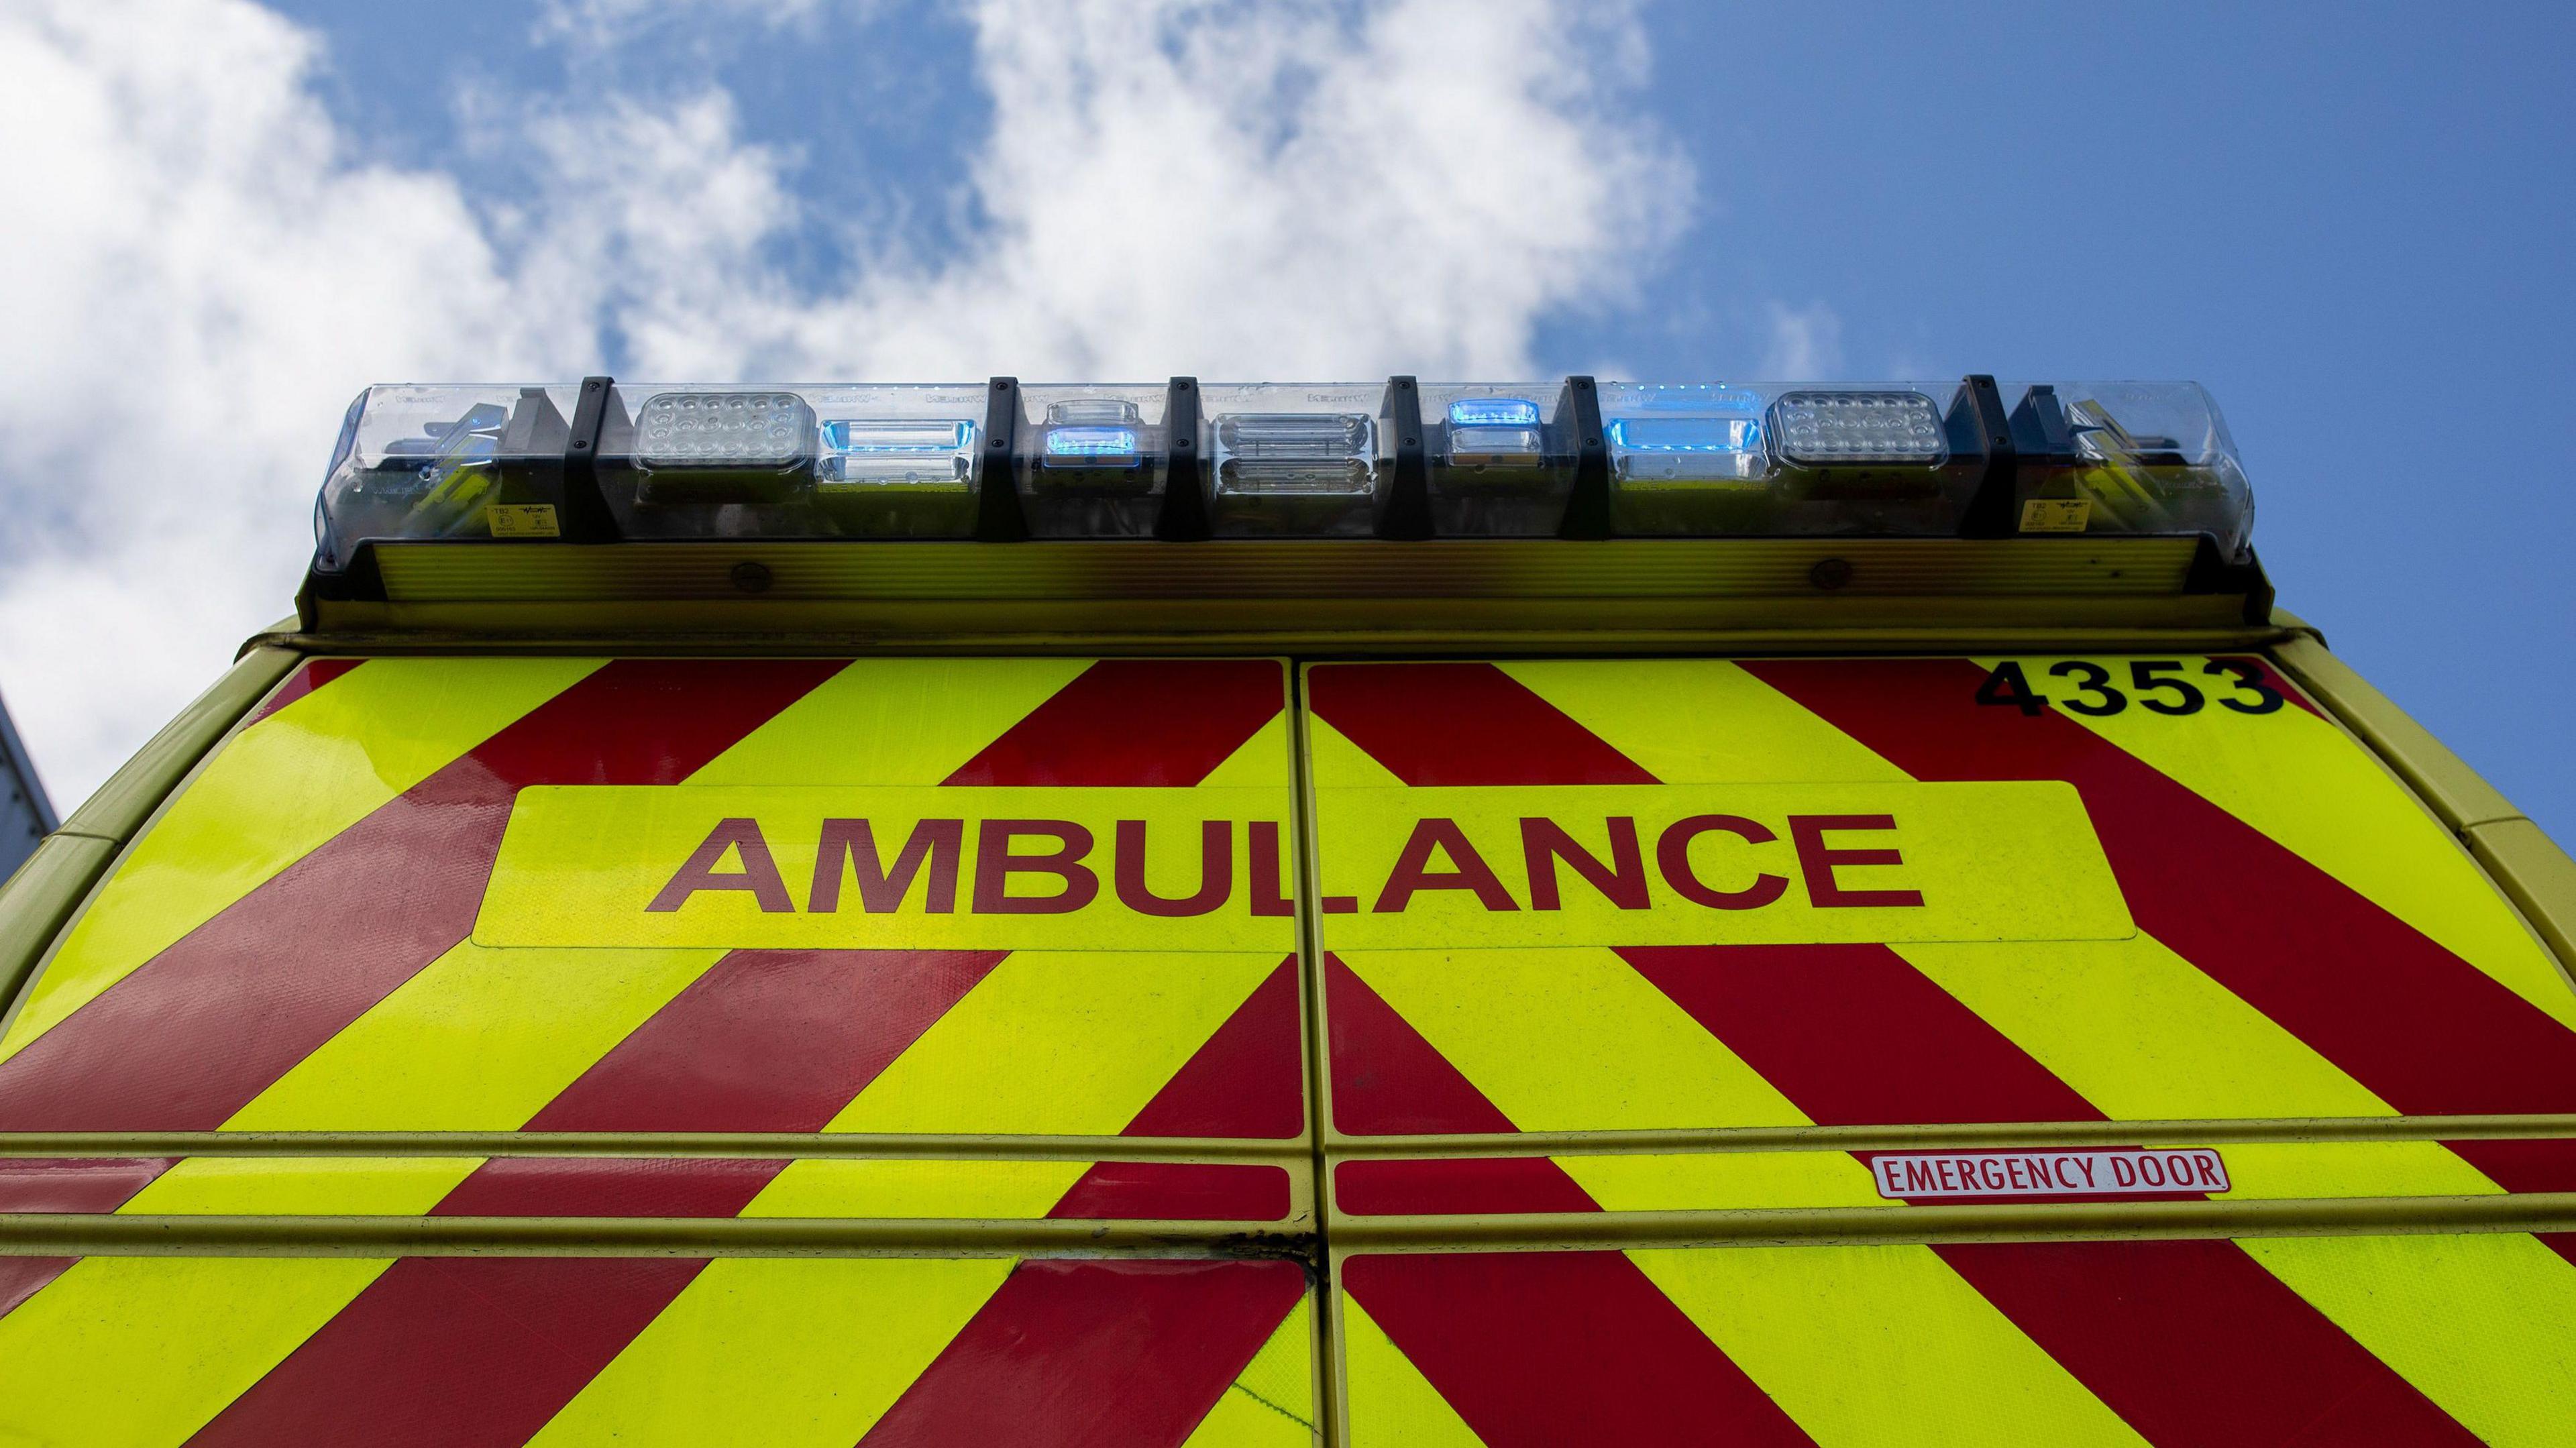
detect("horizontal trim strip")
(1327, 1192), (2576, 1248)
(0, 1133), (1311, 1159)
(372, 539), (2208, 604)
(0, 1213), (1320, 1257)
(1321, 1115), (2576, 1156)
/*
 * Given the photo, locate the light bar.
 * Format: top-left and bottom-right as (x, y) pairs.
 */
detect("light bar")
(309, 376), (2253, 567)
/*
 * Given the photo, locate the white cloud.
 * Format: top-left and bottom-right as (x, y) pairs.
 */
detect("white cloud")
(536, 0), (834, 46)
(0, 0), (1688, 807)
(1759, 300), (1843, 378)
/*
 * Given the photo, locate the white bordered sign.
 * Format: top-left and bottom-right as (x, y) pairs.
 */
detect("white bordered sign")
(1870, 1148), (2229, 1201)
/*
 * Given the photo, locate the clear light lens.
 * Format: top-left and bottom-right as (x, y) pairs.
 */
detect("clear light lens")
(1046, 398), (1140, 427)
(1605, 414), (1764, 482)
(1448, 397), (1540, 428)
(1213, 412), (1375, 494)
(815, 418), (975, 488)
(383, 402), (508, 458)
(1449, 425), (1545, 461)
(820, 419), (969, 453)
(1770, 391), (1945, 465)
(1044, 425), (1140, 461)
(638, 392), (811, 469)
(1608, 416), (1761, 454)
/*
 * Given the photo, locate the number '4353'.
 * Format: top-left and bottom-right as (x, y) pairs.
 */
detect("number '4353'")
(1974, 659), (2284, 718)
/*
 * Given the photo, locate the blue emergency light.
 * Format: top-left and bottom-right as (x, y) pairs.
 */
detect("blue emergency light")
(309, 374), (2253, 565)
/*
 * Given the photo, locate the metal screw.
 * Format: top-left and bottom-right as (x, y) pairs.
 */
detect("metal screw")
(731, 561), (773, 595)
(1809, 557), (1854, 591)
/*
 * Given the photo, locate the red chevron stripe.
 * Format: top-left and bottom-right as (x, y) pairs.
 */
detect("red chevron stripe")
(1621, 943), (2102, 1125)
(0, 1260), (74, 1321)
(0, 1158), (171, 1320)
(2442, 1135), (2576, 1193)
(857, 1258), (1307, 1448)
(1048, 1163), (1293, 1222)
(1305, 663), (1656, 786)
(521, 950), (1004, 1133)
(2444, 1137), (2576, 1267)
(246, 658), (364, 725)
(1937, 1239), (2479, 1446)
(182, 1257), (706, 1448)
(1116, 956), (1305, 1139)
(945, 661), (1285, 787)
(1342, 1250), (1813, 1447)
(0, 660), (843, 1132)
(431, 1158), (786, 1218)
(0, 1156), (171, 1213)
(1326, 954), (1518, 1138)
(1743, 658), (2576, 1117)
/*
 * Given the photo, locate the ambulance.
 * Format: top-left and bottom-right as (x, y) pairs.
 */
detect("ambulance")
(0, 373), (2569, 1444)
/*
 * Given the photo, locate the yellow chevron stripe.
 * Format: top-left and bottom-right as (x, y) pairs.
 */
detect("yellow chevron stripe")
(117, 1157), (479, 1215)
(1898, 934), (2398, 1121)
(523, 1256), (1014, 1448)
(744, 1159), (1089, 1219)
(688, 657), (1091, 785)
(2243, 1233), (2576, 1446)
(0, 1256), (391, 1447)
(2004, 655), (2576, 1033)
(827, 950), (1283, 1135)
(222, 942), (722, 1131)
(1500, 659), (1907, 785)
(2215, 1140), (2504, 1199)
(0, 657), (601, 1066)
(1302, 712), (1406, 790)
(1338, 1293), (1487, 1448)
(1559, 1150), (1886, 1213)
(1339, 948), (1806, 1133)
(1632, 1243), (2150, 1447)
(1179, 1292), (1316, 1447)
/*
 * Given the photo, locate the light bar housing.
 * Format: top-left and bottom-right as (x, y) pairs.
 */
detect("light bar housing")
(311, 375), (2253, 570)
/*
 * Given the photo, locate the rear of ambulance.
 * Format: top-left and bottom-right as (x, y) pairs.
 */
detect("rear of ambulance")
(0, 374), (2568, 1445)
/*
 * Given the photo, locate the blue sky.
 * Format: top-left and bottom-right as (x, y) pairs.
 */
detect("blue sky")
(3, 0), (2571, 840)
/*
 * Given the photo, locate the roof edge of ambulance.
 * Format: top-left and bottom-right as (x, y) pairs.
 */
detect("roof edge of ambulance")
(285, 535), (2283, 653)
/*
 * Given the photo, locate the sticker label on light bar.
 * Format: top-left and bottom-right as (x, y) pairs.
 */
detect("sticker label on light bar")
(1869, 1148), (2229, 1200)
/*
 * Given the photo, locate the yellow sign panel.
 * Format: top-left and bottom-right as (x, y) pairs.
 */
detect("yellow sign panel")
(475, 785), (1297, 952)
(1313, 782), (2133, 948)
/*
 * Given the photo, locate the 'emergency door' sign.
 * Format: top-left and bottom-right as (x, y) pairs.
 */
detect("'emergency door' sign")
(1870, 1148), (2230, 1201)
(474, 779), (2130, 950)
